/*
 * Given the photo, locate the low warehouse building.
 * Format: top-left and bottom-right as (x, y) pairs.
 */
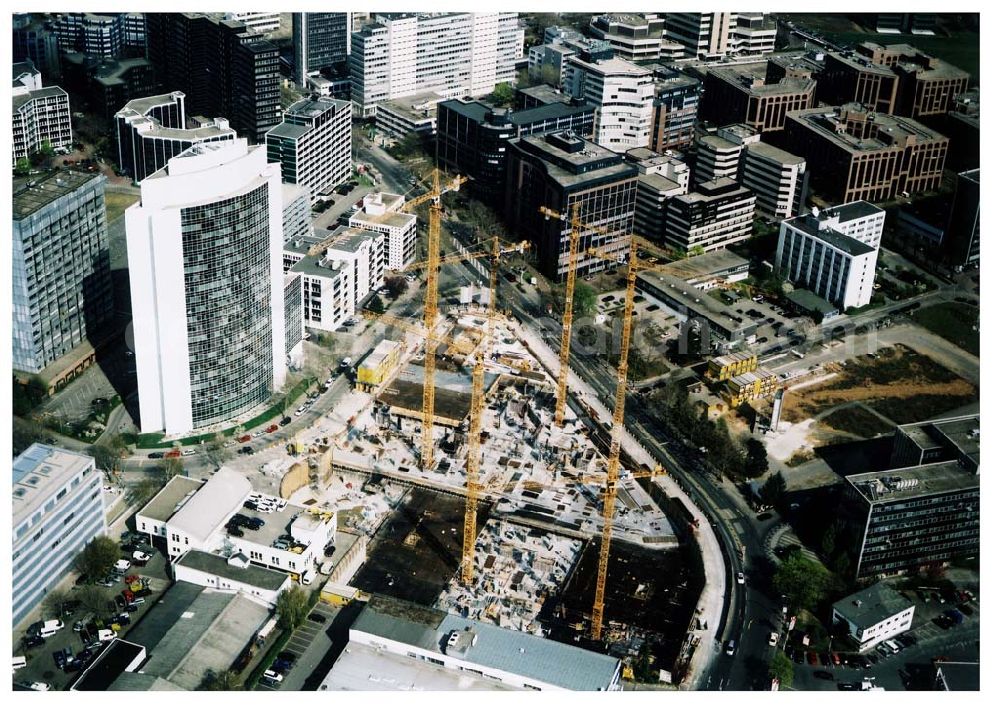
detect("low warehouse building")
(831, 582), (914, 651)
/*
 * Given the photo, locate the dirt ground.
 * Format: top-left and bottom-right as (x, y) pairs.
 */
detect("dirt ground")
(782, 345), (977, 427)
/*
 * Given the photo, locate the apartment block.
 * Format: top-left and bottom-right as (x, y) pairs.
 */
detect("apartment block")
(266, 97), (352, 199)
(53, 12), (145, 59)
(504, 131), (638, 280)
(115, 92), (236, 183)
(292, 13), (349, 86)
(694, 124), (759, 184)
(349, 12), (523, 117)
(740, 142), (807, 219)
(436, 96), (596, 204)
(588, 14), (665, 62)
(650, 66), (702, 152)
(282, 183), (313, 245)
(286, 244), (353, 333)
(701, 62), (815, 134)
(349, 192), (418, 271)
(775, 203), (885, 310)
(783, 104), (949, 203)
(12, 83), (72, 166)
(13, 445), (106, 626)
(941, 168), (980, 270)
(323, 227), (387, 309)
(13, 170), (113, 375)
(663, 178), (756, 255)
(126, 140), (285, 435)
(563, 51), (654, 153)
(528, 35), (610, 86)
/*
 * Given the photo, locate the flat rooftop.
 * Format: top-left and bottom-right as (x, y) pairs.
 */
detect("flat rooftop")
(13, 169), (102, 220)
(353, 594), (621, 690)
(225, 502), (312, 550)
(833, 581), (913, 629)
(266, 121), (310, 140)
(381, 91), (442, 122)
(846, 460), (979, 504)
(13, 444), (95, 529)
(823, 200), (884, 223)
(516, 132), (636, 188)
(663, 249), (750, 282)
(637, 270), (753, 336)
(175, 550), (290, 591)
(117, 91), (182, 117)
(138, 475), (204, 524)
(285, 96), (348, 118)
(709, 63), (815, 95)
(745, 140), (805, 165)
(898, 415), (981, 463)
(70, 639), (147, 691)
(936, 662), (980, 691)
(699, 134), (745, 153)
(786, 288), (838, 315)
(321, 640), (513, 691)
(784, 214), (877, 257)
(567, 54), (651, 77)
(324, 225), (383, 253)
(787, 104), (947, 152)
(13, 85), (67, 110)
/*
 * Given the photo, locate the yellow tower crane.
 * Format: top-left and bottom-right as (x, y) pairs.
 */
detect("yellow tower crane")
(583, 234), (682, 640)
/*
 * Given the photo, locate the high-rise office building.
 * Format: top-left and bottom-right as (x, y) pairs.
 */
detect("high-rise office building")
(115, 92), (236, 183)
(588, 14), (665, 62)
(224, 12), (280, 35)
(265, 97), (352, 199)
(349, 193), (418, 272)
(701, 62), (816, 134)
(942, 168), (980, 270)
(650, 66), (702, 152)
(662, 178), (756, 255)
(775, 203), (884, 310)
(13, 14), (62, 79)
(740, 142), (807, 220)
(145, 13), (282, 143)
(349, 12), (523, 117)
(694, 124), (759, 184)
(505, 131), (638, 279)
(13, 170), (113, 375)
(663, 12), (775, 59)
(563, 50), (654, 153)
(126, 140), (285, 435)
(13, 445), (106, 626)
(292, 13), (350, 86)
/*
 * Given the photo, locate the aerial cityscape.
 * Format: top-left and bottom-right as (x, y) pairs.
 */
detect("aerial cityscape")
(11, 9), (981, 693)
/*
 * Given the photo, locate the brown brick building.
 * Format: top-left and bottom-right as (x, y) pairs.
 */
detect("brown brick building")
(819, 51), (900, 114)
(783, 104), (949, 204)
(701, 62), (815, 134)
(856, 43), (969, 119)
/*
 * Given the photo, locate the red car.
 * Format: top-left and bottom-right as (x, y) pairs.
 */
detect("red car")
(832, 652), (841, 666)
(238, 434), (252, 443)
(807, 652), (819, 666)
(265, 424), (279, 434)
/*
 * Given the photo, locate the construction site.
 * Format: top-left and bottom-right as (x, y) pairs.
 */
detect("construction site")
(268, 179), (706, 682)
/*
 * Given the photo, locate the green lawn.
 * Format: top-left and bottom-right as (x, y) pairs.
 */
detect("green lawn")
(105, 192), (139, 222)
(913, 302), (980, 356)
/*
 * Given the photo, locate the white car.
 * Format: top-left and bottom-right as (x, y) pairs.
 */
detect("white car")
(325, 377), (335, 386)
(132, 550), (152, 562)
(115, 559), (131, 572)
(769, 633), (779, 647)
(29, 682), (50, 691)
(294, 406), (305, 416)
(181, 449), (195, 456)
(736, 572), (745, 585)
(263, 670), (284, 684)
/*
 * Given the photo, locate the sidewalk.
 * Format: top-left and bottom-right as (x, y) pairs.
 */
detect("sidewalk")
(517, 325), (726, 690)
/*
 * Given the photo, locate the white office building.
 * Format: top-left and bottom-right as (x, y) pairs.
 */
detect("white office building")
(563, 54), (654, 153)
(740, 142), (807, 219)
(663, 12), (775, 59)
(832, 582), (915, 652)
(224, 12), (280, 36)
(349, 192), (418, 271)
(775, 203), (883, 310)
(13, 445), (106, 626)
(12, 80), (72, 165)
(350, 12), (523, 117)
(325, 227), (387, 308)
(126, 140), (285, 435)
(266, 97), (352, 200)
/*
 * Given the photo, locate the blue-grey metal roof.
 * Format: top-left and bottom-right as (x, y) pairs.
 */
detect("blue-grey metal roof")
(353, 595), (621, 690)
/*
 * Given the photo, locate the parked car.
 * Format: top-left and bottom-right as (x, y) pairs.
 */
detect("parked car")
(147, 452), (164, 459)
(725, 640), (736, 656)
(769, 633), (779, 647)
(814, 671), (834, 681)
(262, 670), (284, 685)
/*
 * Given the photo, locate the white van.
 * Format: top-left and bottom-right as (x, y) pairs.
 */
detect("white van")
(319, 561), (334, 576)
(98, 629), (117, 642)
(301, 567), (316, 586)
(39, 619), (64, 638)
(884, 639), (901, 654)
(12, 656), (27, 672)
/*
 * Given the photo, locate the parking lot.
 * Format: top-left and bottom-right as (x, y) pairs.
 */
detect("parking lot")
(12, 534), (169, 690)
(256, 602), (341, 691)
(786, 590), (979, 691)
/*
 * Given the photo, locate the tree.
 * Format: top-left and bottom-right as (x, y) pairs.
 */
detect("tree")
(13, 417), (51, 456)
(78, 586), (110, 616)
(772, 550), (832, 613)
(574, 282), (598, 317)
(760, 472), (787, 509)
(200, 669), (244, 691)
(368, 295), (386, 315)
(384, 275), (408, 299)
(744, 438), (770, 479)
(769, 652), (794, 688)
(488, 82), (515, 108)
(43, 590), (72, 618)
(276, 586), (310, 630)
(13, 375), (47, 415)
(14, 157), (31, 176)
(74, 536), (121, 581)
(203, 432), (230, 469)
